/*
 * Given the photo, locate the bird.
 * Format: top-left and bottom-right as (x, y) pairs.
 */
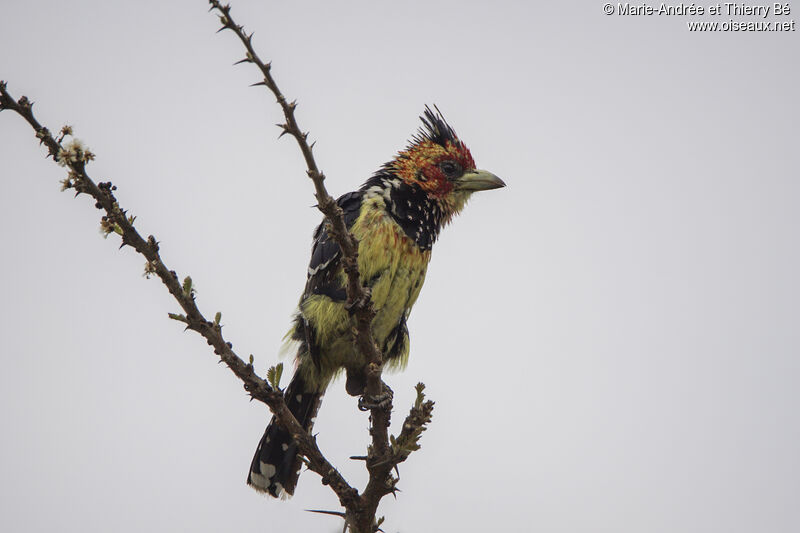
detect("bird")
(247, 106), (505, 497)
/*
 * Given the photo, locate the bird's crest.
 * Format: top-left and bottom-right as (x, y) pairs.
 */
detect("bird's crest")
(411, 105), (461, 149)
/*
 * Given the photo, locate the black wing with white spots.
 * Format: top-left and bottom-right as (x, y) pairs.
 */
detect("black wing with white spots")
(303, 191), (363, 302)
(292, 191), (363, 368)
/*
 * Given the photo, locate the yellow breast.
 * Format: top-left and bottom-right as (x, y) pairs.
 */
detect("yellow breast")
(297, 195), (430, 374)
(351, 196), (431, 344)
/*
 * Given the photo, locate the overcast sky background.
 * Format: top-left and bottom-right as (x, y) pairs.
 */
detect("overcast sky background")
(1, 1), (798, 532)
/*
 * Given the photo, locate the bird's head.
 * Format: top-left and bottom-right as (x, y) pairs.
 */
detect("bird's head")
(386, 106), (505, 217)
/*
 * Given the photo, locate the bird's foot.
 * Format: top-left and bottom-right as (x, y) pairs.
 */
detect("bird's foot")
(358, 385), (394, 411)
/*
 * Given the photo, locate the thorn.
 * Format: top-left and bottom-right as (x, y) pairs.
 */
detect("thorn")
(246, 31), (254, 42)
(250, 81), (267, 87)
(232, 57), (250, 66)
(305, 509), (346, 519)
(349, 455), (368, 461)
(216, 26), (227, 34)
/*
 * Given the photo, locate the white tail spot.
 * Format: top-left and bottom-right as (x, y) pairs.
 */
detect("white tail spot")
(259, 462), (277, 480)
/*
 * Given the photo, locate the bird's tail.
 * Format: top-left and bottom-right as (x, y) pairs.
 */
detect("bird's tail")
(247, 371), (323, 497)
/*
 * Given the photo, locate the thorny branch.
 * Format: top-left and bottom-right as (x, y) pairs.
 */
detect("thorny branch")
(0, 80), (358, 510)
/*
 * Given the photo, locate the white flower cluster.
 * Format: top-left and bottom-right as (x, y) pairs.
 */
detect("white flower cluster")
(57, 138), (93, 167)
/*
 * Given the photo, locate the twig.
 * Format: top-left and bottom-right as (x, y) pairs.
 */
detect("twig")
(0, 79), (359, 510)
(392, 383), (436, 465)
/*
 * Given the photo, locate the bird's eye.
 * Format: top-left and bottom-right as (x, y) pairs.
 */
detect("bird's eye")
(439, 160), (461, 178)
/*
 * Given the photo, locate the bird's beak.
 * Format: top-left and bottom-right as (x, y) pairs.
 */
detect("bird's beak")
(455, 169), (506, 192)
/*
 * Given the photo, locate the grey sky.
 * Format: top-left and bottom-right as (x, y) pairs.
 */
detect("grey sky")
(1, 1), (798, 532)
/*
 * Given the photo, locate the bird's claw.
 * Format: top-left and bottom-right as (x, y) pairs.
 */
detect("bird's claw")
(358, 388), (393, 411)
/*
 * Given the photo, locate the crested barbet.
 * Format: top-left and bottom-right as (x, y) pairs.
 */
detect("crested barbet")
(247, 107), (505, 497)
